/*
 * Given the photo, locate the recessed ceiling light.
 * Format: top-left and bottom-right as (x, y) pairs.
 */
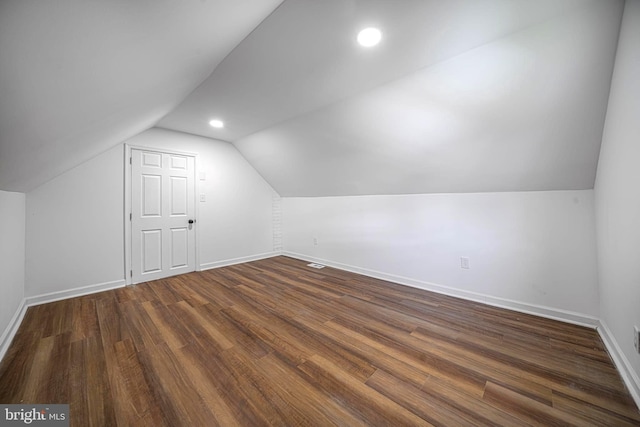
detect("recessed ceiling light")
(357, 27), (382, 47)
(209, 119), (224, 128)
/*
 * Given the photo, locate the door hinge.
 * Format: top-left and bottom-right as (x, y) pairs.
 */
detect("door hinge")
(130, 270), (133, 277)
(129, 157), (132, 165)
(130, 213), (132, 221)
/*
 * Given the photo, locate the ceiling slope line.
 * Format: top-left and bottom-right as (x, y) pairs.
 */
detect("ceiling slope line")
(154, 0), (287, 128)
(234, 0), (615, 146)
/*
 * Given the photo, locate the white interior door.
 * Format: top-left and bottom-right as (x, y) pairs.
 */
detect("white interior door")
(131, 149), (196, 284)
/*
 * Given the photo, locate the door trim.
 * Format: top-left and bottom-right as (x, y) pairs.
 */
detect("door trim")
(124, 143), (200, 285)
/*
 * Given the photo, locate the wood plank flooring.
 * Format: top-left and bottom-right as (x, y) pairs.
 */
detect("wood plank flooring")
(1, 256), (638, 426)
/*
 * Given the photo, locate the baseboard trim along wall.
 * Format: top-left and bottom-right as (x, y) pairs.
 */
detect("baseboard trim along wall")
(199, 251), (282, 271)
(0, 279), (126, 363)
(0, 300), (28, 363)
(25, 279), (126, 307)
(283, 251), (599, 328)
(283, 251), (640, 410)
(598, 321), (640, 409)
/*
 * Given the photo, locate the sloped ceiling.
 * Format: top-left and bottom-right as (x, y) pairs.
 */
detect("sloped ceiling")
(160, 0), (624, 196)
(1, 0), (624, 196)
(0, 0), (282, 192)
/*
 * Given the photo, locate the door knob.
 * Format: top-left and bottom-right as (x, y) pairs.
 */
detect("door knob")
(188, 219), (195, 224)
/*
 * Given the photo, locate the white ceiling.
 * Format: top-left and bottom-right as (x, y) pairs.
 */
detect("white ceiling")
(0, 0), (625, 196)
(164, 0), (625, 196)
(0, 0), (282, 192)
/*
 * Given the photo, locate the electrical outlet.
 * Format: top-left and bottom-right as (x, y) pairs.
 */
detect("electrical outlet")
(635, 326), (640, 354)
(460, 257), (470, 269)
(200, 193), (206, 202)
(313, 237), (318, 246)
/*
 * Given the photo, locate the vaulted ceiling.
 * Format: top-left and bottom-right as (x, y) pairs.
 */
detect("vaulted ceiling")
(0, 0), (283, 192)
(0, 0), (625, 195)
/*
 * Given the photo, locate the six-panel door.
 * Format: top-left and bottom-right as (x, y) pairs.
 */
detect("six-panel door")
(131, 149), (196, 284)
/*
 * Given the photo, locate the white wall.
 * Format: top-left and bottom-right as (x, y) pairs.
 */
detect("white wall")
(25, 128), (277, 298)
(283, 190), (599, 319)
(594, 0), (640, 398)
(0, 190), (25, 347)
(26, 145), (125, 297)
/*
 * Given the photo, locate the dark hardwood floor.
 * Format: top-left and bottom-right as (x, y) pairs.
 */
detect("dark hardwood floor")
(1, 256), (638, 426)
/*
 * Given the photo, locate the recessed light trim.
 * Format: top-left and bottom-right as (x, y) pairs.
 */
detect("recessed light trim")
(357, 27), (382, 47)
(209, 119), (224, 128)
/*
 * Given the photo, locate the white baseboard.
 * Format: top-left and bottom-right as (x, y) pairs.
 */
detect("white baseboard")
(597, 321), (640, 410)
(25, 279), (126, 307)
(199, 251), (282, 271)
(0, 299), (28, 363)
(282, 251), (600, 329)
(0, 278), (126, 364)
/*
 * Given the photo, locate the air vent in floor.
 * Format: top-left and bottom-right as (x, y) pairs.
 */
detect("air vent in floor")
(307, 263), (325, 269)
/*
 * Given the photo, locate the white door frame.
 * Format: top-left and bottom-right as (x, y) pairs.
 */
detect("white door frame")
(124, 143), (200, 285)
